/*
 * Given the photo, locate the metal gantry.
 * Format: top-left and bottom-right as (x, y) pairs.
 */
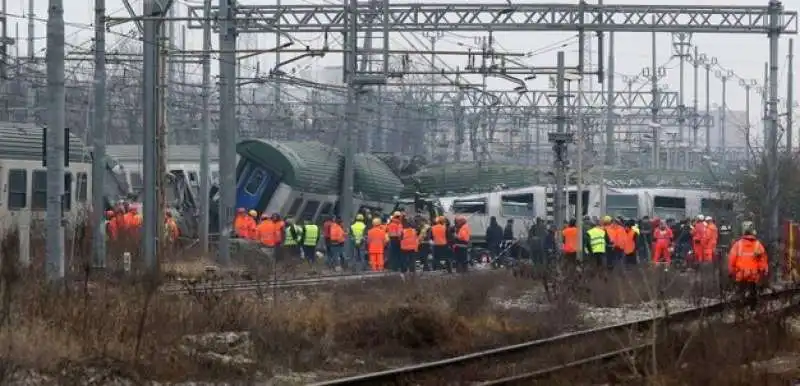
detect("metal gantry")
(92, 0), (798, 274)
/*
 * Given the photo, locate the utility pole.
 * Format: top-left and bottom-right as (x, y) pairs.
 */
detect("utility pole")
(1, 0), (8, 81)
(45, 0), (65, 280)
(92, 0), (107, 269)
(199, 0), (211, 256)
(705, 61), (711, 154)
(764, 62), (769, 144)
(26, 0), (35, 123)
(673, 32), (690, 170)
(576, 72), (585, 263)
(157, 14), (168, 258)
(787, 38), (794, 152)
(274, 0), (281, 136)
(744, 82), (752, 153)
(650, 23), (660, 170)
(604, 32), (615, 166)
(340, 0), (358, 261)
(217, 0), (237, 266)
(766, 0), (782, 281)
(549, 51), (572, 232)
(692, 46), (699, 149)
(719, 73), (729, 159)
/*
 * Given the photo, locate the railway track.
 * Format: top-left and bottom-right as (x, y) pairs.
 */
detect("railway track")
(311, 285), (800, 386)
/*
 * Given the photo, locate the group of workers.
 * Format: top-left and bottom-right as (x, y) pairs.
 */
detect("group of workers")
(103, 201), (180, 242)
(232, 208), (473, 273)
(560, 214), (767, 284)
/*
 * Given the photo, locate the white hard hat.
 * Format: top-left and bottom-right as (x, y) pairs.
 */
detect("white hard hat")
(696, 214), (705, 220)
(705, 216), (713, 221)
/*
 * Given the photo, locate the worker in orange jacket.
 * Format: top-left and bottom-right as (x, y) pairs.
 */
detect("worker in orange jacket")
(691, 214), (707, 264)
(366, 218), (388, 271)
(399, 219), (419, 273)
(105, 210), (118, 240)
(704, 216), (719, 262)
(728, 228), (768, 308)
(652, 221), (673, 265)
(562, 219), (579, 267)
(327, 219), (347, 270)
(386, 212), (404, 271)
(602, 216), (625, 268)
(453, 215), (471, 273)
(233, 208), (249, 238)
(257, 213), (279, 251)
(430, 216), (451, 272)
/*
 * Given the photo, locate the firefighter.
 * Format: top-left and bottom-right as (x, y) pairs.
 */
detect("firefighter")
(704, 216), (719, 262)
(691, 214), (707, 264)
(366, 218), (388, 271)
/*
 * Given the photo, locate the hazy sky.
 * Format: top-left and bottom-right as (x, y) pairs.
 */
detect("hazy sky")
(7, 0), (799, 136)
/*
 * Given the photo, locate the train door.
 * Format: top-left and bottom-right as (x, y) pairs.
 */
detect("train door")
(235, 161), (280, 211)
(653, 196), (686, 220)
(567, 190), (590, 219)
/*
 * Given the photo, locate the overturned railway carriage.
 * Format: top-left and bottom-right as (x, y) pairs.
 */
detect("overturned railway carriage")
(235, 140), (404, 223)
(0, 123), (93, 257)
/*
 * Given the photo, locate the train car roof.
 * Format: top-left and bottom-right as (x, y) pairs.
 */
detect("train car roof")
(236, 139), (403, 201)
(0, 122), (91, 163)
(106, 145), (220, 162)
(406, 162), (548, 196)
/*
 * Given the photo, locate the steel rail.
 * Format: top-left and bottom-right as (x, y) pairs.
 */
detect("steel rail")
(161, 271), (394, 294)
(475, 291), (800, 385)
(310, 286), (800, 386)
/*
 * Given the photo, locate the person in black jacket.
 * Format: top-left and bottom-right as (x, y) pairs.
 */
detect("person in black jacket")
(486, 216), (503, 257)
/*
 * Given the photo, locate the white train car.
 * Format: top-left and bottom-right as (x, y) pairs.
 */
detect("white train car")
(0, 123), (93, 261)
(600, 186), (733, 221)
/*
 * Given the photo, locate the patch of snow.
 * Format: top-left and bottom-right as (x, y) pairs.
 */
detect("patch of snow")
(580, 298), (717, 326)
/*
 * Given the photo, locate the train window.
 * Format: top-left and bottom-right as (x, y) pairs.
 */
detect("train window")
(606, 194), (638, 219)
(653, 196), (686, 220)
(300, 200), (320, 221)
(287, 198), (304, 217)
(452, 198), (487, 214)
(243, 170), (265, 195)
(7, 169), (27, 209)
(129, 172), (143, 191)
(500, 193), (534, 217)
(31, 170), (47, 211)
(63, 173), (72, 211)
(319, 202), (333, 216)
(76, 173), (88, 202)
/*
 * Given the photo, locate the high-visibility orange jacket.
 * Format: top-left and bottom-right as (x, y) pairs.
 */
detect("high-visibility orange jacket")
(234, 214), (255, 239)
(604, 224), (624, 250)
(400, 227), (419, 252)
(728, 235), (768, 283)
(387, 220), (403, 239)
(329, 223), (346, 244)
(431, 224), (448, 246)
(257, 220), (279, 247)
(562, 226), (578, 253)
(623, 228), (636, 255)
(706, 223), (718, 246)
(456, 224), (471, 246)
(692, 222), (706, 242)
(367, 226), (388, 253)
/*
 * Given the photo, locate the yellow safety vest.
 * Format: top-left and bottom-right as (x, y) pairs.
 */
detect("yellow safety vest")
(284, 225), (301, 246)
(303, 224), (319, 247)
(587, 227), (607, 254)
(351, 221), (366, 245)
(632, 225), (640, 235)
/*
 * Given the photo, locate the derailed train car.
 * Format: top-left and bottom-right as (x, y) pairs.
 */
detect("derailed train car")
(229, 139), (405, 226)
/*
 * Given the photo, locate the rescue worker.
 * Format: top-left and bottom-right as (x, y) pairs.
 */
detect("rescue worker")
(164, 211), (179, 242)
(247, 210), (259, 240)
(328, 218), (347, 270)
(602, 216), (624, 269)
(562, 219), (579, 268)
(453, 215), (471, 273)
(350, 214), (367, 271)
(430, 216), (450, 272)
(652, 221), (673, 266)
(322, 215), (334, 261)
(257, 213), (279, 259)
(585, 219), (610, 269)
(301, 218), (320, 265)
(113, 206), (128, 241)
(386, 212), (404, 272)
(704, 216), (718, 262)
(727, 228), (768, 308)
(283, 217), (302, 258)
(105, 210), (117, 241)
(366, 218), (388, 271)
(399, 218), (419, 273)
(417, 217), (432, 271)
(624, 220), (639, 266)
(691, 214), (707, 264)
(125, 207), (142, 230)
(486, 216), (503, 258)
(233, 208), (252, 238)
